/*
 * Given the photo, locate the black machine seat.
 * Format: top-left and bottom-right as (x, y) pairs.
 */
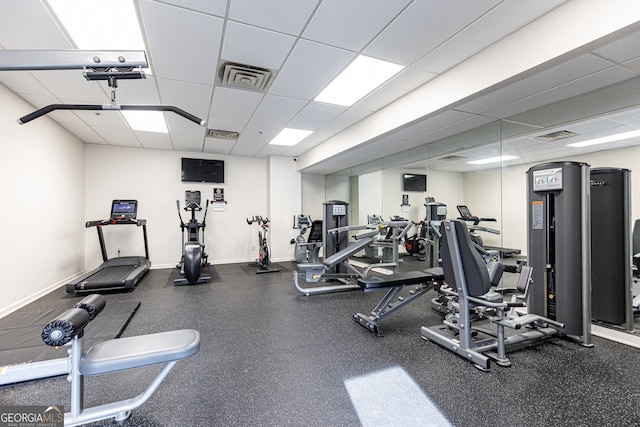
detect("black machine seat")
(441, 220), (491, 297)
(421, 220), (563, 370)
(308, 220), (323, 243)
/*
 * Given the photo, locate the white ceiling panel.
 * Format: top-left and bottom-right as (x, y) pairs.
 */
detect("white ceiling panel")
(232, 94), (308, 156)
(456, 54), (616, 115)
(302, 0), (411, 52)
(203, 137), (235, 154)
(221, 21), (296, 71)
(134, 130), (173, 150)
(354, 67), (437, 112)
(140, 0), (223, 84)
(0, 72), (54, 98)
(160, 0), (229, 17)
(486, 66), (638, 119)
(156, 78), (212, 121)
(414, 0), (568, 74)
(91, 125), (140, 147)
(112, 76), (161, 104)
(208, 86), (263, 128)
(287, 101), (345, 130)
(166, 113), (206, 149)
(57, 121), (106, 145)
(28, 70), (109, 103)
(0, 0), (70, 49)
(269, 39), (355, 100)
(229, 0), (319, 35)
(72, 109), (128, 128)
(364, 0), (501, 66)
(593, 30), (640, 63)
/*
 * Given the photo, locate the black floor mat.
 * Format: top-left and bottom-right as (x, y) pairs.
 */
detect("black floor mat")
(166, 265), (222, 285)
(239, 262), (287, 276)
(0, 300), (140, 367)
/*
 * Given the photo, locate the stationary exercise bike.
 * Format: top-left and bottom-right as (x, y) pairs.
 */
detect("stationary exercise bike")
(247, 216), (281, 274)
(175, 191), (211, 285)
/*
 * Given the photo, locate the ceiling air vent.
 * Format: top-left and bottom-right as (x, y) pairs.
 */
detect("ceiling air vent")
(206, 129), (239, 140)
(218, 62), (275, 92)
(534, 130), (577, 142)
(439, 155), (466, 161)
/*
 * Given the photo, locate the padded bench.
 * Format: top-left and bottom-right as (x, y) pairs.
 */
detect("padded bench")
(40, 294), (200, 427)
(353, 268), (444, 336)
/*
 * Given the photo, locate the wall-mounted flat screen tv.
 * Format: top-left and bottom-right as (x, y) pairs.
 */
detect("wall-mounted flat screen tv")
(402, 173), (427, 192)
(181, 158), (224, 183)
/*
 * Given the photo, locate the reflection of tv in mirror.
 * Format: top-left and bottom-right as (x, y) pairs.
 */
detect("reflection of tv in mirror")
(402, 173), (427, 192)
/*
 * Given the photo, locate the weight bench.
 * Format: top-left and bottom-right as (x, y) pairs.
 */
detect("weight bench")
(40, 294), (200, 426)
(294, 232), (376, 296)
(352, 268), (444, 336)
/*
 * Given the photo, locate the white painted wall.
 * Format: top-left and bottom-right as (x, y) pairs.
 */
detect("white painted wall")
(301, 173), (326, 221)
(267, 155), (301, 261)
(84, 144), (274, 268)
(0, 84), (85, 317)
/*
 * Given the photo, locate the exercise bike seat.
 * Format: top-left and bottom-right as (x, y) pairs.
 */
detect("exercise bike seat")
(79, 329), (200, 376)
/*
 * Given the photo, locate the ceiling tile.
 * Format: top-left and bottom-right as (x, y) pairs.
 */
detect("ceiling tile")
(208, 86), (263, 129)
(0, 71), (54, 98)
(221, 21), (296, 70)
(140, 0), (223, 85)
(58, 121), (106, 145)
(302, 0), (411, 52)
(413, 0), (568, 74)
(134, 130), (173, 150)
(229, 0), (319, 35)
(355, 67), (437, 112)
(364, 0), (501, 66)
(91, 125), (140, 147)
(231, 94), (307, 156)
(0, 0), (71, 49)
(159, 0), (228, 17)
(30, 70), (109, 103)
(203, 137), (235, 154)
(287, 101), (346, 130)
(156, 78), (212, 127)
(269, 39), (355, 99)
(594, 30), (640, 63)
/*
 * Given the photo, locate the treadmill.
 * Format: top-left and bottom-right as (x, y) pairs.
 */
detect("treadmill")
(456, 205), (521, 258)
(66, 200), (151, 294)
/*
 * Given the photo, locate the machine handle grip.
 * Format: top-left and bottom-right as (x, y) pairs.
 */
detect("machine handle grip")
(41, 308), (91, 347)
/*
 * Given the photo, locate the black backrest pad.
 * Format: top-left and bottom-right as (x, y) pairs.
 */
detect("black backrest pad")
(440, 221), (456, 291)
(453, 220), (491, 297)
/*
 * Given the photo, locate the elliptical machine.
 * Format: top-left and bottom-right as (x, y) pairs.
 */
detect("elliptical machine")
(175, 191), (211, 285)
(247, 216), (281, 274)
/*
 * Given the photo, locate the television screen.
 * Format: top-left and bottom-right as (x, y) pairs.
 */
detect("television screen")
(181, 158), (224, 183)
(403, 173), (427, 192)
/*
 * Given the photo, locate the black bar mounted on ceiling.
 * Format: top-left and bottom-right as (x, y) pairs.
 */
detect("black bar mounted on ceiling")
(17, 104), (206, 126)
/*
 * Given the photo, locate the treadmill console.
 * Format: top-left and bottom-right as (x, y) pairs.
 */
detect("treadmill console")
(457, 205), (473, 219)
(111, 200), (138, 221)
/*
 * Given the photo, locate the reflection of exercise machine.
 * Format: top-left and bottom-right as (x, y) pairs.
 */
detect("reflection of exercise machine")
(175, 191), (211, 285)
(247, 216), (281, 274)
(294, 204), (411, 295)
(456, 205), (521, 258)
(66, 200), (150, 294)
(40, 294), (200, 426)
(291, 214), (322, 264)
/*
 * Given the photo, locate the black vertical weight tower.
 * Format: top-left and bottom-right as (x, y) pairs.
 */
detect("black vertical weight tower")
(590, 168), (633, 330)
(527, 162), (592, 345)
(323, 200), (349, 274)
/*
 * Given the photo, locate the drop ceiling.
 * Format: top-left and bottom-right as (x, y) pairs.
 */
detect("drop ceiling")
(0, 0), (639, 175)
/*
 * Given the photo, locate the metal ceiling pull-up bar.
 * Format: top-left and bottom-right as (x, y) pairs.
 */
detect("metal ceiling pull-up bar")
(0, 49), (206, 127)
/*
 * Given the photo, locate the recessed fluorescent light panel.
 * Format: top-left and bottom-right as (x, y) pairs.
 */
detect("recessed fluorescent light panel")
(46, 0), (150, 73)
(269, 128), (313, 146)
(467, 155), (519, 165)
(122, 111), (168, 133)
(566, 129), (640, 147)
(314, 55), (404, 107)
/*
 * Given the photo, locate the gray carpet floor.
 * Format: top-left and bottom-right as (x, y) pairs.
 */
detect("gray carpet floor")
(1, 260), (639, 426)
